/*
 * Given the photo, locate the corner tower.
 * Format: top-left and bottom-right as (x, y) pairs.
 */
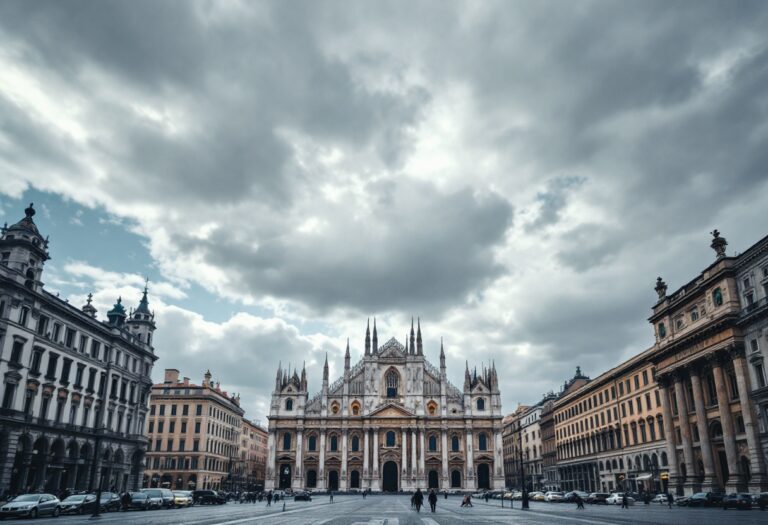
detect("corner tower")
(0, 203), (50, 292)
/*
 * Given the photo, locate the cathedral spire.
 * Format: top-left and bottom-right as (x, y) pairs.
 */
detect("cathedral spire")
(404, 334), (409, 354)
(344, 338), (350, 372)
(365, 318), (371, 356)
(276, 361), (282, 391)
(464, 361), (471, 391)
(301, 362), (307, 390)
(323, 353), (329, 383)
(372, 317), (378, 353)
(440, 338), (446, 369)
(416, 317), (423, 355)
(410, 317), (416, 355)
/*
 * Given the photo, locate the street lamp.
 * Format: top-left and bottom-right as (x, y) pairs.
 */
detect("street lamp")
(519, 446), (529, 510)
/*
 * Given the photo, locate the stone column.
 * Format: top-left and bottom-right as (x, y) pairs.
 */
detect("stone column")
(372, 427), (380, 491)
(493, 429), (504, 489)
(293, 429), (303, 489)
(732, 350), (767, 489)
(712, 358), (739, 491)
(418, 427), (426, 484)
(658, 377), (680, 493)
(689, 367), (717, 489)
(441, 428), (449, 488)
(265, 430), (276, 490)
(401, 429), (408, 484)
(341, 429), (349, 491)
(410, 429), (417, 482)
(318, 431), (326, 490)
(673, 373), (696, 493)
(363, 427), (370, 482)
(465, 429), (476, 490)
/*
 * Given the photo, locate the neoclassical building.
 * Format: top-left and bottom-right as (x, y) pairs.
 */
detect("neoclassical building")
(265, 320), (504, 492)
(0, 204), (157, 495)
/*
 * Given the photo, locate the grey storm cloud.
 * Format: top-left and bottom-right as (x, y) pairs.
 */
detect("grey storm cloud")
(2, 0), (768, 413)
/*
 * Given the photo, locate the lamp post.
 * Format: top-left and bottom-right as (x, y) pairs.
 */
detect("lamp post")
(519, 444), (529, 510)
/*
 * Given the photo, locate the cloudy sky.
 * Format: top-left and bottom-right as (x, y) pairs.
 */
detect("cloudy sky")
(1, 0), (768, 424)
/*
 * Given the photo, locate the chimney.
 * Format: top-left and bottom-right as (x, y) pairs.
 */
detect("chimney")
(183, 377), (190, 386)
(164, 369), (180, 384)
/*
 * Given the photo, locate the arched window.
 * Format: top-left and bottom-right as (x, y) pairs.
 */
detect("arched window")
(429, 435), (437, 452)
(599, 461), (604, 471)
(283, 432), (291, 450)
(658, 322), (666, 338)
(308, 435), (316, 451)
(330, 435), (338, 452)
(451, 435), (460, 452)
(660, 451), (668, 466)
(285, 399), (293, 411)
(386, 431), (396, 447)
(712, 287), (723, 306)
(351, 402), (360, 416)
(476, 398), (485, 411)
(710, 420), (723, 439)
(386, 370), (399, 398)
(478, 433), (488, 451)
(351, 435), (359, 452)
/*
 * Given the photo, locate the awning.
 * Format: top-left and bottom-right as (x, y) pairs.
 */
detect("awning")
(634, 473), (653, 481)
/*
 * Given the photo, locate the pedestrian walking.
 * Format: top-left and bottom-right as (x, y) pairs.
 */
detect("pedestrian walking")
(266, 491), (272, 506)
(121, 491), (131, 511)
(330, 491), (334, 503)
(428, 489), (437, 513)
(667, 492), (674, 509)
(644, 492), (650, 505)
(484, 493), (489, 503)
(575, 493), (584, 510)
(414, 488), (424, 512)
(621, 492), (628, 509)
(444, 490), (448, 500)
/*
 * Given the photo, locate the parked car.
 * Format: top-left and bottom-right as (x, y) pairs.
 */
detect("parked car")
(531, 492), (546, 501)
(173, 490), (194, 507)
(544, 491), (564, 502)
(60, 494), (98, 515)
(0, 493), (61, 519)
(193, 489), (227, 505)
(651, 493), (668, 504)
(98, 492), (122, 512)
(722, 493), (752, 510)
(753, 493), (768, 510)
(675, 495), (691, 506)
(687, 492), (725, 507)
(125, 491), (151, 511)
(586, 492), (610, 504)
(294, 491), (312, 501)
(141, 489), (172, 509)
(606, 493), (635, 505)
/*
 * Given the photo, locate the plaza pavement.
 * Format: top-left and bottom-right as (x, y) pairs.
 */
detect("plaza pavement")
(40, 494), (766, 525)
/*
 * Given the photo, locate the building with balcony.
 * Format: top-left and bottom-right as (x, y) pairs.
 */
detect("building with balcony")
(143, 369), (245, 491)
(0, 204), (157, 496)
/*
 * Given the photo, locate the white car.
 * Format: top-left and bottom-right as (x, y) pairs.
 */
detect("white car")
(545, 491), (565, 502)
(606, 493), (635, 505)
(651, 494), (668, 504)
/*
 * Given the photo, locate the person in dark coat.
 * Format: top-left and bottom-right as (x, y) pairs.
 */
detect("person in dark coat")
(575, 493), (584, 510)
(428, 489), (437, 512)
(266, 491), (272, 506)
(121, 491), (131, 511)
(621, 492), (629, 509)
(667, 492), (674, 509)
(413, 488), (424, 512)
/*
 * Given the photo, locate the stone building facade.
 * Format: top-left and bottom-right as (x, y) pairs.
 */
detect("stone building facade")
(240, 418), (268, 491)
(143, 369), (244, 491)
(651, 231), (767, 494)
(0, 204), (157, 495)
(266, 320), (505, 492)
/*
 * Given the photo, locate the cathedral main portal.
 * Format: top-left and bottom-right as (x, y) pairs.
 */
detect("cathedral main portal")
(382, 461), (398, 492)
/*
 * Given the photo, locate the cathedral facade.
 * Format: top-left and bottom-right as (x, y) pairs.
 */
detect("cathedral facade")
(265, 320), (505, 492)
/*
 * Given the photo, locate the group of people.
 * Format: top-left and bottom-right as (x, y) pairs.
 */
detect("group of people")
(409, 489), (439, 512)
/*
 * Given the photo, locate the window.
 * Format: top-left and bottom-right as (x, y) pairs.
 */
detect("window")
(79, 335), (88, 354)
(159, 405), (166, 416)
(728, 370), (739, 400)
(194, 421), (201, 433)
(478, 433), (487, 451)
(713, 287), (724, 306)
(675, 317), (684, 330)
(691, 308), (699, 321)
(196, 404), (203, 416)
(351, 435), (359, 452)
(283, 432), (291, 450)
(148, 421), (154, 433)
(476, 398), (485, 411)
(181, 421), (187, 433)
(755, 363), (766, 389)
(183, 404), (189, 416)
(90, 340), (100, 360)
(167, 439), (173, 451)
(30, 348), (44, 374)
(74, 364), (84, 388)
(65, 328), (75, 348)
(429, 435), (437, 451)
(658, 323), (666, 338)
(330, 435), (338, 451)
(158, 420), (164, 433)
(642, 370), (648, 385)
(60, 359), (72, 385)
(285, 399), (293, 411)
(308, 435), (317, 451)
(10, 340), (24, 364)
(45, 353), (59, 380)
(386, 370), (399, 398)
(19, 307), (29, 326)
(171, 404), (177, 416)
(36, 315), (49, 336)
(451, 435), (460, 452)
(169, 421), (175, 433)
(386, 431), (396, 447)
(2, 383), (16, 410)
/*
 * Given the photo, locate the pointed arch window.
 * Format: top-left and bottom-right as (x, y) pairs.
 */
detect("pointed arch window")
(429, 435), (437, 452)
(451, 435), (460, 452)
(330, 435), (338, 452)
(351, 435), (359, 452)
(386, 370), (399, 398)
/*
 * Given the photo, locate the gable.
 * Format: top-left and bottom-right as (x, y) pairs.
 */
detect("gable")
(377, 337), (405, 358)
(369, 402), (414, 418)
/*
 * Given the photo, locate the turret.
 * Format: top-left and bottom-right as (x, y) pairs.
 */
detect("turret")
(409, 317), (415, 355)
(107, 297), (127, 327)
(344, 338), (350, 373)
(82, 293), (97, 318)
(0, 203), (50, 292)
(126, 282), (156, 346)
(204, 369), (212, 388)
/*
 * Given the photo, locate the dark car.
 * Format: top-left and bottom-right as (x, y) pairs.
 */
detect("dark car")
(586, 492), (610, 504)
(193, 490), (226, 505)
(60, 494), (98, 515)
(98, 492), (122, 512)
(687, 492), (725, 507)
(0, 494), (61, 519)
(722, 493), (752, 510)
(294, 491), (312, 502)
(141, 488), (174, 509)
(754, 493), (768, 510)
(125, 492), (151, 511)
